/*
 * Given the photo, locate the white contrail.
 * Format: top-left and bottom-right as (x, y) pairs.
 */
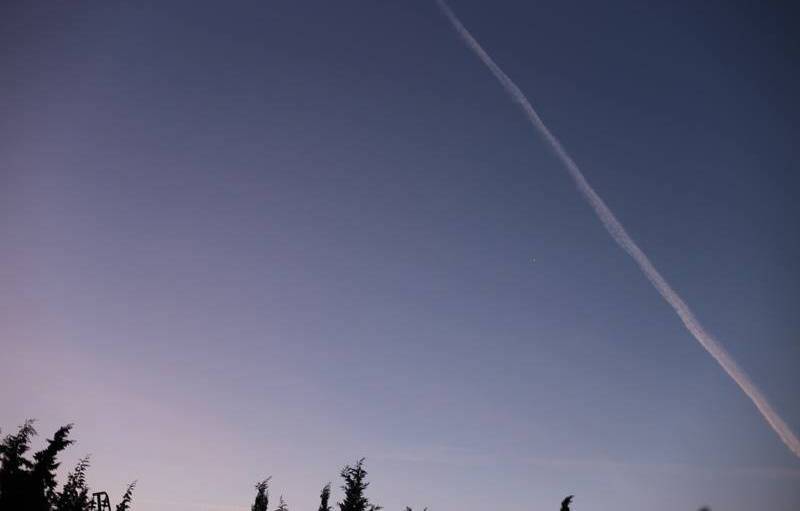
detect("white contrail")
(435, 0), (800, 458)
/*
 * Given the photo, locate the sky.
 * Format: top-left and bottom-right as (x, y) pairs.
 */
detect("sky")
(1, 1), (799, 510)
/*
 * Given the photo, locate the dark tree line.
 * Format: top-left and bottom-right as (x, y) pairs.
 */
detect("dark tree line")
(3, 420), (710, 511)
(253, 458), (383, 511)
(0, 420), (135, 511)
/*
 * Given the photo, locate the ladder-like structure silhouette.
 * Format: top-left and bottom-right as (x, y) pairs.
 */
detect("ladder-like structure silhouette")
(92, 491), (112, 511)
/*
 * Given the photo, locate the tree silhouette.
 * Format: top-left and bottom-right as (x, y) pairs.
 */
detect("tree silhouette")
(55, 456), (92, 511)
(252, 477), (272, 511)
(32, 424), (75, 511)
(115, 481), (137, 511)
(318, 483), (332, 511)
(1, 421), (135, 511)
(338, 458), (380, 511)
(9, 419), (723, 511)
(0, 419), (37, 509)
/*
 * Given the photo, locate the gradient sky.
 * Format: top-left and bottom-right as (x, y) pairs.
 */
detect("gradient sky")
(2, 1), (799, 510)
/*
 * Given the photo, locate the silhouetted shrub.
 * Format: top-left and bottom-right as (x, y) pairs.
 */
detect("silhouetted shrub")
(54, 456), (91, 511)
(116, 481), (137, 511)
(275, 494), (289, 511)
(252, 476), (272, 511)
(318, 482), (332, 511)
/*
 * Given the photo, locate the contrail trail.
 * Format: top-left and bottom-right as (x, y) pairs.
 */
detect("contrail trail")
(435, 0), (800, 458)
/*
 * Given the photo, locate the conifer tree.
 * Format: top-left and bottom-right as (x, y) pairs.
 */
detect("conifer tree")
(252, 477), (271, 511)
(275, 495), (289, 511)
(0, 420), (37, 509)
(338, 459), (379, 511)
(318, 483), (332, 511)
(31, 424), (74, 511)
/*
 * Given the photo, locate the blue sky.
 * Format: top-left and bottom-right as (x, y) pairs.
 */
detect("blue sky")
(2, 1), (799, 510)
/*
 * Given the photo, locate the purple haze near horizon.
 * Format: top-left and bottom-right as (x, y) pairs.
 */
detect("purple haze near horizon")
(1, 1), (799, 511)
